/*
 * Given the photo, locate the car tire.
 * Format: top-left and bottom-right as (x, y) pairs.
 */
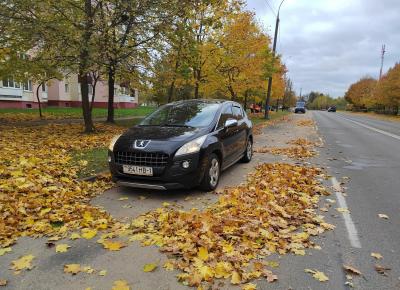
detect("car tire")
(241, 138), (253, 163)
(200, 153), (220, 192)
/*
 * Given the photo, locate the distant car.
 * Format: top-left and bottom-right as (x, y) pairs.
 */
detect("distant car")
(108, 99), (253, 191)
(294, 101), (306, 114)
(327, 106), (336, 112)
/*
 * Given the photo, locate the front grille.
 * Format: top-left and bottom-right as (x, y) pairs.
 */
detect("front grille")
(115, 151), (169, 167)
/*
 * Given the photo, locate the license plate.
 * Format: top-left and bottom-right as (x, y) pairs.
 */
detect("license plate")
(122, 165), (153, 176)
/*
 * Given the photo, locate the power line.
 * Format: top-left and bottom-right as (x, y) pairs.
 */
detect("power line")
(264, 0), (277, 16)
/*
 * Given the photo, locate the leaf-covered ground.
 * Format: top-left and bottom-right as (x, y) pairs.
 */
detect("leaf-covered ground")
(0, 123), (124, 246)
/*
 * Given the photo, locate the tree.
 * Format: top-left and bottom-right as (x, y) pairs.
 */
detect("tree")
(375, 63), (400, 114)
(344, 77), (377, 110)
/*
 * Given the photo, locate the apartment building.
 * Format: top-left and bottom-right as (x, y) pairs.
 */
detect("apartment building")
(0, 77), (48, 109)
(0, 74), (138, 109)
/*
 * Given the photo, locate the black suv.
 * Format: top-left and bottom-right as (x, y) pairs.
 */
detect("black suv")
(108, 99), (253, 191)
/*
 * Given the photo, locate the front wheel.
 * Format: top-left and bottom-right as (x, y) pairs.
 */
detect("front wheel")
(199, 153), (220, 191)
(241, 138), (253, 163)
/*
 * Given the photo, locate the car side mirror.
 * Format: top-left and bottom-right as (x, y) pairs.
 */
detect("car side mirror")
(224, 119), (238, 129)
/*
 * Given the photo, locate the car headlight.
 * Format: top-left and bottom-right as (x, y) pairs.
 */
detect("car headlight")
(175, 135), (207, 156)
(108, 134), (122, 151)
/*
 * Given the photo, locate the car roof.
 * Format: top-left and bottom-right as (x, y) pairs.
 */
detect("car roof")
(168, 99), (231, 106)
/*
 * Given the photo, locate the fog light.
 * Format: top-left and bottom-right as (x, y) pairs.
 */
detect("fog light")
(182, 160), (190, 169)
(108, 156), (112, 162)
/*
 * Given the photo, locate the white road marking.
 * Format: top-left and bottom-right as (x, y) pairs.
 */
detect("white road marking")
(339, 115), (400, 141)
(331, 177), (362, 248)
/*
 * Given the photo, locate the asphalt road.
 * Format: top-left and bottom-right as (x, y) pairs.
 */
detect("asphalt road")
(311, 111), (400, 289)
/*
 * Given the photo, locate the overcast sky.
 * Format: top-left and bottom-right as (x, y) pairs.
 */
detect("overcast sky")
(246, 0), (400, 97)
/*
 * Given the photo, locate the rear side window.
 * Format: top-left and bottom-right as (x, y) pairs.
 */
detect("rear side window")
(232, 105), (243, 120)
(217, 104), (233, 129)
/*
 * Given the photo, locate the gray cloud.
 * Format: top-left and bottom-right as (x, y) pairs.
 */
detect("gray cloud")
(246, 0), (400, 97)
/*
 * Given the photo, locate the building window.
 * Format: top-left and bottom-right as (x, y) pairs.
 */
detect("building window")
(65, 83), (69, 93)
(42, 84), (46, 92)
(2, 77), (21, 88)
(23, 80), (33, 91)
(88, 84), (93, 94)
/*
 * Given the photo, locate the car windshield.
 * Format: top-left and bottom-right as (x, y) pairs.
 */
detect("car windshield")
(140, 102), (220, 128)
(296, 101), (305, 108)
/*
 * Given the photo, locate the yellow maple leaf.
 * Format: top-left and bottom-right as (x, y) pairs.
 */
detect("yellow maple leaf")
(112, 280), (130, 290)
(199, 265), (214, 281)
(214, 262), (232, 279)
(305, 269), (329, 282)
(82, 266), (95, 274)
(64, 264), (81, 275)
(371, 252), (383, 259)
(81, 228), (97, 239)
(118, 197), (129, 201)
(336, 207), (350, 213)
(55, 244), (70, 253)
(98, 270), (107, 276)
(231, 271), (242, 285)
(242, 283), (257, 290)
(198, 247), (209, 261)
(163, 260), (174, 271)
(11, 255), (35, 271)
(102, 240), (125, 251)
(70, 233), (81, 240)
(143, 263), (157, 272)
(0, 247), (12, 256)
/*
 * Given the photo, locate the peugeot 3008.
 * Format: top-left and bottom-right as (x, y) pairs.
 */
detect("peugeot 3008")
(108, 99), (253, 191)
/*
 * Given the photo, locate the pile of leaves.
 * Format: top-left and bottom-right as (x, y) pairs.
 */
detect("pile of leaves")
(255, 146), (317, 160)
(296, 119), (315, 127)
(0, 123), (124, 246)
(130, 163), (334, 287)
(0, 112), (79, 123)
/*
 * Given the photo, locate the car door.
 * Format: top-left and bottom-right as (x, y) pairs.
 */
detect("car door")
(231, 104), (247, 158)
(217, 103), (239, 167)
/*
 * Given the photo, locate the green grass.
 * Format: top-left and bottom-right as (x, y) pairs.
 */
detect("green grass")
(0, 106), (156, 119)
(72, 147), (109, 178)
(249, 110), (290, 125)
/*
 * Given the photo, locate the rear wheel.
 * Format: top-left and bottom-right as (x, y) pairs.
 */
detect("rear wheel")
(200, 153), (220, 191)
(241, 138), (253, 163)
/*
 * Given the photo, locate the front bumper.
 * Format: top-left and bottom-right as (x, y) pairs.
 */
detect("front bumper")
(108, 150), (208, 190)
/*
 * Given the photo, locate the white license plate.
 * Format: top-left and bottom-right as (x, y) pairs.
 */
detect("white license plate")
(122, 165), (153, 176)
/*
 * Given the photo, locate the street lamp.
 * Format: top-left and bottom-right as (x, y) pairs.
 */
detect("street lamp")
(265, 0), (285, 119)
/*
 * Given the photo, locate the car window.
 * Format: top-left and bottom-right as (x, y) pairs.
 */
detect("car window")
(217, 104), (233, 129)
(140, 102), (220, 128)
(232, 105), (243, 120)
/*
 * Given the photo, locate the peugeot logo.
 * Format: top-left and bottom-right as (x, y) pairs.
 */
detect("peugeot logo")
(134, 140), (151, 149)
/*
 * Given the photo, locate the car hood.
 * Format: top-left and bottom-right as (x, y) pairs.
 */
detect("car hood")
(122, 125), (205, 141)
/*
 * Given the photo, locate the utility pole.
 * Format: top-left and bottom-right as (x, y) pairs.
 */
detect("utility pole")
(299, 88), (302, 100)
(379, 44), (386, 80)
(265, 0), (285, 119)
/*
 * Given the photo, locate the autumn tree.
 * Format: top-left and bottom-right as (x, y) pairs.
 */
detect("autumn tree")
(344, 77), (377, 110)
(374, 63), (400, 114)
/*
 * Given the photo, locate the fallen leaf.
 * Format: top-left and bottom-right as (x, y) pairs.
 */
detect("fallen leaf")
(81, 228), (97, 239)
(139, 196), (147, 200)
(163, 260), (174, 271)
(56, 244), (70, 253)
(102, 240), (125, 251)
(11, 255), (35, 271)
(371, 252), (383, 260)
(162, 202), (170, 207)
(231, 271), (242, 285)
(99, 270), (107, 276)
(343, 264), (362, 275)
(375, 264), (390, 276)
(0, 247), (12, 256)
(0, 279), (7, 286)
(82, 266), (95, 274)
(198, 247), (209, 261)
(336, 207), (350, 213)
(378, 214), (389, 219)
(70, 233), (81, 240)
(143, 263), (157, 272)
(112, 280), (130, 290)
(64, 264), (81, 275)
(305, 269), (329, 282)
(118, 197), (129, 201)
(242, 283), (257, 290)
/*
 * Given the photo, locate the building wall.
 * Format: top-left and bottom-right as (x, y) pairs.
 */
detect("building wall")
(0, 78), (48, 109)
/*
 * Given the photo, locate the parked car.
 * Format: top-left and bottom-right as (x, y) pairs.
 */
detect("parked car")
(327, 106), (336, 112)
(294, 101), (306, 114)
(108, 99), (253, 191)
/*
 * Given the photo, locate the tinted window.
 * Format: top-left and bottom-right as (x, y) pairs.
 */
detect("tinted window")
(232, 105), (243, 120)
(217, 104), (233, 128)
(140, 102), (220, 128)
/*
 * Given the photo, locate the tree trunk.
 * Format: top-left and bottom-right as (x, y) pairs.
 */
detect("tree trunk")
(228, 85), (236, 101)
(167, 80), (176, 103)
(90, 80), (97, 112)
(107, 64), (115, 123)
(276, 98), (279, 112)
(79, 73), (94, 133)
(244, 90), (248, 111)
(36, 83), (43, 119)
(194, 81), (199, 99)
